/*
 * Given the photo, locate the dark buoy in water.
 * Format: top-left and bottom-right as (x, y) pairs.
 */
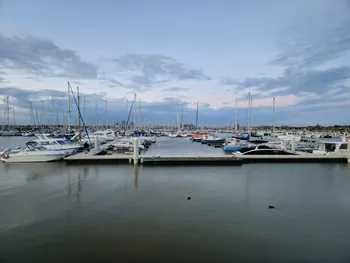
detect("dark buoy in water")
(187, 197), (191, 200)
(268, 205), (275, 209)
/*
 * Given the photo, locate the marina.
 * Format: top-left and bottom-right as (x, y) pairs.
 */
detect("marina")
(1, 129), (350, 164)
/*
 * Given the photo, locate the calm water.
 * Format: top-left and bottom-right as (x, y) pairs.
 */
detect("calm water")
(1, 137), (350, 262)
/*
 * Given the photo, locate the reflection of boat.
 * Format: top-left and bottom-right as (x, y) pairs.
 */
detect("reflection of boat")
(1, 142), (66, 163)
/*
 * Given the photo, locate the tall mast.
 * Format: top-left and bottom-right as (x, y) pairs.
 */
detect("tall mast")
(133, 94), (136, 130)
(247, 92), (251, 131)
(77, 87), (81, 142)
(125, 99), (128, 130)
(180, 103), (183, 129)
(105, 98), (108, 129)
(67, 83), (71, 133)
(234, 99), (238, 133)
(83, 95), (86, 124)
(250, 96), (253, 129)
(273, 97), (276, 132)
(35, 109), (39, 128)
(51, 96), (54, 127)
(41, 100), (44, 130)
(12, 104), (16, 126)
(196, 102), (199, 129)
(7, 96), (10, 128)
(138, 99), (141, 130)
(95, 100), (98, 128)
(30, 100), (36, 127)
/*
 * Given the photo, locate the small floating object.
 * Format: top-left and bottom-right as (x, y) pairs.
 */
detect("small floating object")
(187, 197), (191, 200)
(268, 205), (275, 209)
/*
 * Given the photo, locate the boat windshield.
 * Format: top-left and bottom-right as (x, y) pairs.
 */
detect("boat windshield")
(325, 143), (336, 152)
(57, 140), (67, 145)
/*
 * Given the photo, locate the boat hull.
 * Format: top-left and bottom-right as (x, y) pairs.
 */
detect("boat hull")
(1, 152), (65, 163)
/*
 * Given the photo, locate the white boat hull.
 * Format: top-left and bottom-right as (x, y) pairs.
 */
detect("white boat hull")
(278, 135), (301, 142)
(1, 152), (66, 163)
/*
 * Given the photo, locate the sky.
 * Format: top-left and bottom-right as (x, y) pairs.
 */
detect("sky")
(0, 0), (350, 126)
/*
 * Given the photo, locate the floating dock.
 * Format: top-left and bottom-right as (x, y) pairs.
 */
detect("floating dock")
(237, 154), (346, 163)
(64, 152), (347, 164)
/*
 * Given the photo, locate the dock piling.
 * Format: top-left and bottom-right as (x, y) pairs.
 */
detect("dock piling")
(291, 136), (295, 152)
(94, 136), (100, 152)
(348, 139), (350, 164)
(133, 138), (139, 164)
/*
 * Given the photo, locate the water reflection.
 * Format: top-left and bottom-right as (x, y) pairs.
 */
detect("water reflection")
(66, 166), (89, 205)
(133, 165), (139, 189)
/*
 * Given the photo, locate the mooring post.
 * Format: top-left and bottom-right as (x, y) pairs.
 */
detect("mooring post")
(347, 139), (350, 163)
(291, 136), (296, 152)
(134, 137), (139, 164)
(94, 136), (100, 152)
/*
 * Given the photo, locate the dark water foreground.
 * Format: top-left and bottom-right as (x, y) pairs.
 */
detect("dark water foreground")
(1, 162), (350, 263)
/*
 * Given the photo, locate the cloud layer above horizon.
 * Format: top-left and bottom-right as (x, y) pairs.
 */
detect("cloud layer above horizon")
(1, 0), (350, 126)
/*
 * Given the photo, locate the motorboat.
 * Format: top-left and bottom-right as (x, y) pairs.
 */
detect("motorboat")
(112, 138), (145, 150)
(201, 136), (225, 144)
(233, 144), (298, 156)
(1, 143), (66, 163)
(0, 147), (22, 156)
(32, 135), (82, 155)
(88, 130), (115, 142)
(312, 141), (348, 156)
(277, 132), (302, 142)
(223, 138), (253, 152)
(23, 131), (36, 137)
(0, 130), (18, 136)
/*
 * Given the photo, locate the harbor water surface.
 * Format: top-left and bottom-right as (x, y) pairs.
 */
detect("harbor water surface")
(1, 137), (350, 262)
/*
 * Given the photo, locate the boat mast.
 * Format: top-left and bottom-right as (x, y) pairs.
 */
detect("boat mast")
(138, 99), (141, 130)
(35, 109), (39, 128)
(41, 100), (44, 132)
(11, 99), (16, 127)
(95, 100), (98, 129)
(125, 99), (128, 130)
(247, 92), (251, 132)
(30, 100), (36, 127)
(196, 102), (199, 129)
(67, 83), (71, 134)
(234, 99), (238, 133)
(105, 98), (108, 129)
(250, 96), (253, 130)
(180, 103), (183, 130)
(273, 97), (276, 132)
(51, 96), (54, 127)
(77, 87), (81, 142)
(83, 95), (86, 124)
(133, 93), (136, 130)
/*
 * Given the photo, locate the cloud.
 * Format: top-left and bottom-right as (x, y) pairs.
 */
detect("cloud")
(231, 66), (350, 96)
(111, 54), (210, 88)
(70, 80), (85, 85)
(271, 4), (350, 69)
(163, 86), (190, 92)
(0, 34), (98, 79)
(0, 87), (66, 102)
